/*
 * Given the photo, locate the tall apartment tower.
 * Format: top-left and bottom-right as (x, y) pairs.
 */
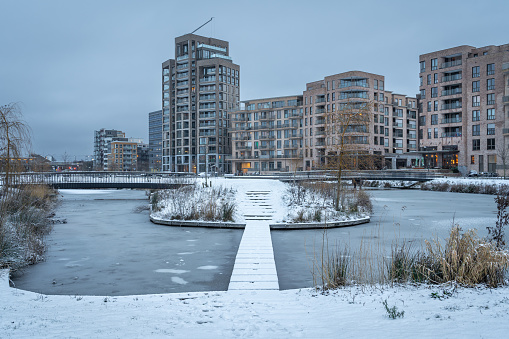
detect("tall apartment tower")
(148, 110), (163, 171)
(162, 34), (240, 173)
(418, 44), (509, 174)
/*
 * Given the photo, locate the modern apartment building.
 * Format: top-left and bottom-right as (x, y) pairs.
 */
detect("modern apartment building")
(106, 140), (138, 171)
(148, 110), (163, 171)
(229, 71), (419, 174)
(418, 44), (509, 174)
(162, 33), (240, 173)
(229, 96), (303, 174)
(93, 128), (125, 170)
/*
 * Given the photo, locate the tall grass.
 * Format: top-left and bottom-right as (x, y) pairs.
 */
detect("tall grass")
(151, 184), (237, 222)
(0, 184), (56, 270)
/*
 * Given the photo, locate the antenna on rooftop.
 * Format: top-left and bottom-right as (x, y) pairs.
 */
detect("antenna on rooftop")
(191, 17), (214, 34)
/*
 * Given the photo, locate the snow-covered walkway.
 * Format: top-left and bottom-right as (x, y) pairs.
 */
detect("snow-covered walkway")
(229, 187), (279, 290)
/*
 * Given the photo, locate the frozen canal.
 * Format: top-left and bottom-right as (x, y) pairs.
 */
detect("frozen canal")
(272, 189), (498, 289)
(11, 189), (243, 295)
(12, 187), (499, 294)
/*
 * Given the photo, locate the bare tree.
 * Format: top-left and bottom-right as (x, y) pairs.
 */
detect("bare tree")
(498, 146), (509, 179)
(0, 103), (31, 192)
(323, 100), (374, 210)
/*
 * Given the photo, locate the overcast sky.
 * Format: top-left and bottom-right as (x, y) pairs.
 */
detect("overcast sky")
(1, 0), (508, 160)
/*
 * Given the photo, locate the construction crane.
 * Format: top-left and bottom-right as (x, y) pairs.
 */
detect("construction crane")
(191, 17), (214, 34)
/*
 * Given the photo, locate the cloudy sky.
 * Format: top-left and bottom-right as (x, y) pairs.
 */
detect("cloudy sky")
(1, 0), (508, 160)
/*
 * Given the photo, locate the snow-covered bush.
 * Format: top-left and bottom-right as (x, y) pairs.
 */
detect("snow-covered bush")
(151, 184), (237, 222)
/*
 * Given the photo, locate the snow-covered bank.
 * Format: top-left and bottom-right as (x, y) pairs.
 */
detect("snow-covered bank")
(2, 269), (509, 338)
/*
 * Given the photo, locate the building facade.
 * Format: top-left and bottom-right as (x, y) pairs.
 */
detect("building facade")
(229, 96), (303, 174)
(106, 140), (138, 171)
(148, 110), (163, 171)
(229, 71), (419, 174)
(93, 129), (125, 170)
(162, 33), (240, 173)
(418, 44), (509, 174)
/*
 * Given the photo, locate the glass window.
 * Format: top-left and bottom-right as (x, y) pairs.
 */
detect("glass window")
(472, 96), (480, 107)
(427, 74), (431, 85)
(419, 76), (423, 86)
(431, 114), (438, 125)
(487, 138), (495, 150)
(434, 73), (438, 84)
(487, 93), (495, 105)
(420, 61), (425, 73)
(431, 58), (438, 71)
(487, 63), (495, 75)
(427, 128), (432, 139)
(434, 101), (438, 111)
(487, 123), (495, 135)
(487, 78), (495, 91)
(431, 87), (438, 98)
(427, 101), (431, 112)
(472, 66), (480, 78)
(472, 139), (480, 151)
(472, 81), (480, 92)
(487, 108), (495, 120)
(472, 124), (480, 136)
(472, 110), (480, 121)
(420, 89), (425, 99)
(471, 155), (475, 164)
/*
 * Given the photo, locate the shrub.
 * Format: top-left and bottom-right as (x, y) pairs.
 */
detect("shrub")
(488, 195), (508, 248)
(382, 299), (404, 319)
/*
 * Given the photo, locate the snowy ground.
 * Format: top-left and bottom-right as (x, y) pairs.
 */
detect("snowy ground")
(2, 177), (509, 338)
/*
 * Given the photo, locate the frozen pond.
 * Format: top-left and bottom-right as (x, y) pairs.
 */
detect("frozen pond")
(272, 189), (498, 289)
(11, 189), (243, 295)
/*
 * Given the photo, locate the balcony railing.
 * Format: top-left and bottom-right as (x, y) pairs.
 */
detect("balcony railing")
(442, 88), (462, 96)
(441, 60), (462, 68)
(442, 102), (462, 110)
(442, 74), (462, 82)
(197, 43), (227, 53)
(442, 132), (462, 137)
(176, 55), (188, 61)
(441, 117), (462, 124)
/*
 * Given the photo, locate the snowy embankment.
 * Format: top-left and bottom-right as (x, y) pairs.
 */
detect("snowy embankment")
(2, 269), (509, 338)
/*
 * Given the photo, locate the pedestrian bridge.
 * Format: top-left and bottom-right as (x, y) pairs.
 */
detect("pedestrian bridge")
(270, 170), (444, 183)
(9, 171), (194, 190)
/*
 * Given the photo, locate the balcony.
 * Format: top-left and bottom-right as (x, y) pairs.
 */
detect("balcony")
(442, 88), (462, 96)
(442, 132), (462, 138)
(197, 43), (227, 53)
(316, 108), (326, 114)
(442, 102), (462, 110)
(316, 97), (326, 103)
(442, 74), (462, 82)
(440, 60), (462, 69)
(200, 76), (216, 83)
(441, 117), (462, 124)
(176, 55), (189, 61)
(211, 53), (232, 61)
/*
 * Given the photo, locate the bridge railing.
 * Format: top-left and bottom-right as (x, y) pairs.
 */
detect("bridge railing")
(4, 171), (196, 186)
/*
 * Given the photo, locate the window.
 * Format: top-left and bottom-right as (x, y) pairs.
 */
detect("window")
(431, 58), (438, 70)
(471, 155), (475, 164)
(472, 66), (480, 78)
(431, 87), (438, 98)
(427, 101), (431, 112)
(427, 74), (431, 85)
(472, 110), (480, 121)
(419, 76), (423, 86)
(427, 128), (432, 139)
(487, 108), (495, 120)
(487, 138), (495, 150)
(472, 139), (480, 151)
(434, 101), (438, 111)
(487, 78), (495, 91)
(434, 128), (438, 138)
(472, 124), (480, 136)
(420, 60), (425, 73)
(487, 123), (495, 135)
(472, 81), (480, 92)
(374, 79), (378, 89)
(472, 96), (480, 107)
(487, 93), (495, 105)
(434, 73), (438, 84)
(487, 63), (495, 75)
(420, 89), (425, 99)
(431, 114), (438, 125)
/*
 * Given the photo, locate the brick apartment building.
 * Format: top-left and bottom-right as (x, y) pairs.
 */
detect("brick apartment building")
(418, 44), (509, 174)
(162, 33), (240, 173)
(229, 71), (419, 174)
